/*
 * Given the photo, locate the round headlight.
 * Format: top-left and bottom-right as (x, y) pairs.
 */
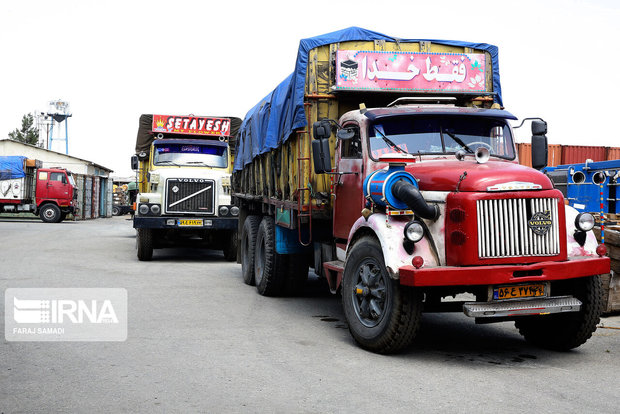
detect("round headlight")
(404, 221), (424, 243)
(219, 206), (229, 216)
(138, 204), (149, 215)
(150, 204), (161, 215)
(230, 206), (239, 216)
(575, 213), (594, 232)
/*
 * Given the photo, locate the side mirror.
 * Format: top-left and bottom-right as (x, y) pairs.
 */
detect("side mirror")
(531, 120), (547, 136)
(312, 139), (331, 174)
(531, 120), (548, 170)
(337, 128), (355, 140)
(131, 155), (139, 171)
(313, 120), (332, 140)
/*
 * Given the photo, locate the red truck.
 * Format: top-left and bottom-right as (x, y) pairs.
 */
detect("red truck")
(0, 156), (77, 223)
(232, 28), (610, 353)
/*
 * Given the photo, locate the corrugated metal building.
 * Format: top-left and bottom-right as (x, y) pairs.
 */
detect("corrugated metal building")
(0, 139), (114, 219)
(517, 143), (620, 168)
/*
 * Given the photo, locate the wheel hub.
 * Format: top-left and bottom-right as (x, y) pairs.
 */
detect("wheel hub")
(352, 260), (387, 328)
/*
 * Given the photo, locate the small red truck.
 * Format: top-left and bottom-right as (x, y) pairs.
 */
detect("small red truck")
(0, 156), (78, 223)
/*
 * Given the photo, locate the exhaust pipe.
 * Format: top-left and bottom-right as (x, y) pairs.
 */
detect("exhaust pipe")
(392, 179), (440, 221)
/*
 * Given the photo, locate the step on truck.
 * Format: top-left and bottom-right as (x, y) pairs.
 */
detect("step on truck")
(132, 114), (241, 261)
(0, 156), (77, 223)
(232, 27), (611, 353)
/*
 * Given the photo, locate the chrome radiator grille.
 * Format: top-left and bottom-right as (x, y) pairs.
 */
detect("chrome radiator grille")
(476, 198), (560, 258)
(165, 178), (214, 214)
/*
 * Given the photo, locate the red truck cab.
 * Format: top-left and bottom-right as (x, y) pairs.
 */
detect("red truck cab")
(35, 168), (78, 222)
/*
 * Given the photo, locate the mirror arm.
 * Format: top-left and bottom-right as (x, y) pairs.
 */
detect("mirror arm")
(513, 117), (546, 129)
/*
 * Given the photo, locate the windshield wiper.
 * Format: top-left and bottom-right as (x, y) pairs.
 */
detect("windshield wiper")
(373, 126), (408, 155)
(156, 160), (180, 166)
(186, 161), (213, 167)
(442, 129), (473, 153)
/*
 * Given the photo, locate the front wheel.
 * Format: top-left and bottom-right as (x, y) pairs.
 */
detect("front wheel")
(136, 228), (153, 261)
(515, 275), (603, 350)
(342, 236), (422, 354)
(40, 204), (61, 223)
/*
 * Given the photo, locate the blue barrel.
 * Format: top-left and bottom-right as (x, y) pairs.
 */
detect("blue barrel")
(363, 164), (418, 210)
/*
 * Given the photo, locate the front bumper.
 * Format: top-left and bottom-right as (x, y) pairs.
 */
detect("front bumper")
(399, 256), (610, 287)
(133, 216), (237, 230)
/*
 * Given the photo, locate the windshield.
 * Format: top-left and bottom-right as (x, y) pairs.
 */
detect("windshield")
(369, 115), (515, 160)
(67, 172), (76, 187)
(153, 143), (228, 168)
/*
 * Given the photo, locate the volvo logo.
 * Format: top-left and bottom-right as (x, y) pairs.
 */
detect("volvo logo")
(528, 211), (552, 236)
(172, 178), (209, 183)
(172, 186), (179, 193)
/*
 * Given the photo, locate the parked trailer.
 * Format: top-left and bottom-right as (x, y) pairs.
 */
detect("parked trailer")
(232, 27), (610, 353)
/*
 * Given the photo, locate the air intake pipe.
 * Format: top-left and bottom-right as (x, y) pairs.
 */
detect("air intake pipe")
(391, 179), (440, 221)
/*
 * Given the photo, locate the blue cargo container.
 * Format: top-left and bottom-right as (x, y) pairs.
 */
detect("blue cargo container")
(544, 160), (620, 214)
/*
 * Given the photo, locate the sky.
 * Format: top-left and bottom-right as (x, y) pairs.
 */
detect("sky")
(1, 0), (618, 176)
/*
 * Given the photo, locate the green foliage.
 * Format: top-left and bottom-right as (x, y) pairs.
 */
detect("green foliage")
(9, 113), (41, 146)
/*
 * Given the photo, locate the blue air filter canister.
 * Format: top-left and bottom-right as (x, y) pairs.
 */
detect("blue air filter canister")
(363, 164), (418, 210)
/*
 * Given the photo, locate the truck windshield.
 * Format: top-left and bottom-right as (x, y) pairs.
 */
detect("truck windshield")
(153, 143), (228, 168)
(67, 173), (76, 187)
(369, 116), (515, 160)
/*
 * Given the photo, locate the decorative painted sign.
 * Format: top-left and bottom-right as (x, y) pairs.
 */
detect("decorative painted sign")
(152, 115), (231, 136)
(335, 50), (486, 93)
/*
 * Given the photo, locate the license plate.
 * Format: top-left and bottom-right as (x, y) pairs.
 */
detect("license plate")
(493, 283), (546, 300)
(178, 219), (203, 227)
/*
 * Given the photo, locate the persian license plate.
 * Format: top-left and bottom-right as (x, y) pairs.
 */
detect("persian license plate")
(493, 283), (547, 300)
(178, 219), (203, 227)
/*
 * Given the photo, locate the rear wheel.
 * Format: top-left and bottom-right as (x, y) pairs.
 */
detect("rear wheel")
(136, 228), (153, 261)
(241, 216), (261, 285)
(40, 204), (61, 223)
(112, 206), (120, 216)
(254, 216), (286, 296)
(342, 236), (422, 354)
(515, 275), (603, 350)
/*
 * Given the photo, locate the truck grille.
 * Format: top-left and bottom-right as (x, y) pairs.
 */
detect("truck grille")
(476, 197), (560, 258)
(165, 178), (214, 214)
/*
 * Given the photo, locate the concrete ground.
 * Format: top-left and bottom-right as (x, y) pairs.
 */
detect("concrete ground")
(0, 216), (619, 413)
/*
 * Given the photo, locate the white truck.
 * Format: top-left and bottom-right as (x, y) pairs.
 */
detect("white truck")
(132, 114), (241, 261)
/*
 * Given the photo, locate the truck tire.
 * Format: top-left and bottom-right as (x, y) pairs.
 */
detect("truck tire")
(136, 228), (154, 261)
(241, 216), (261, 285)
(342, 236), (422, 354)
(222, 230), (238, 262)
(515, 275), (603, 351)
(112, 206), (120, 216)
(285, 253), (309, 295)
(40, 204), (62, 223)
(254, 216), (286, 296)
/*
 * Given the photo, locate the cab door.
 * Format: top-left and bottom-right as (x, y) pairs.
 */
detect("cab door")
(37, 171), (69, 203)
(333, 125), (364, 240)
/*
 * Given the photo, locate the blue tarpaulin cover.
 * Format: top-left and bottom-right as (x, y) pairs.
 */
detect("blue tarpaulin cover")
(0, 156), (27, 180)
(234, 27), (503, 172)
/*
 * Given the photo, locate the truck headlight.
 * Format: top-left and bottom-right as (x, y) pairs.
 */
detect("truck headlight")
(138, 204), (149, 215)
(219, 206), (229, 216)
(150, 204), (161, 215)
(575, 213), (594, 232)
(404, 221), (424, 243)
(230, 206), (239, 216)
